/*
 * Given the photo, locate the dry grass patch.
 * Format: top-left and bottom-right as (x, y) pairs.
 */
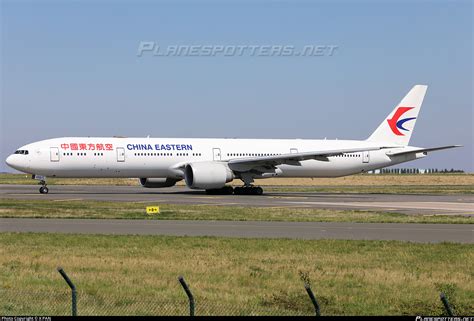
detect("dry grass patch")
(2, 173), (472, 187)
(254, 174), (474, 186)
(266, 185), (474, 194)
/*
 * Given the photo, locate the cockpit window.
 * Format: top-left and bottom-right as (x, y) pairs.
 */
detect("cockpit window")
(14, 150), (29, 155)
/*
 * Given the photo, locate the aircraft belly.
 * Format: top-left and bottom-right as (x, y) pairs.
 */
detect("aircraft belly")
(277, 160), (363, 178)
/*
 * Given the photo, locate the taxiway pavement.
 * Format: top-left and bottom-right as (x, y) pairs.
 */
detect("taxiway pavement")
(1, 184), (472, 216)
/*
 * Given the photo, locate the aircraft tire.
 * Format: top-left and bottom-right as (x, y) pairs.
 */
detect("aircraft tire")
(206, 186), (234, 195)
(234, 186), (263, 195)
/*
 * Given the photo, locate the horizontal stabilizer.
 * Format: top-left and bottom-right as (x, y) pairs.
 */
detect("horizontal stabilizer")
(385, 145), (462, 156)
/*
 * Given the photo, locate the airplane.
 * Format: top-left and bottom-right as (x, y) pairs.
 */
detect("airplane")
(5, 85), (461, 195)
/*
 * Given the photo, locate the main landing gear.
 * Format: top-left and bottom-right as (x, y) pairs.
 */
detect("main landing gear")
(234, 174), (263, 195)
(234, 186), (263, 195)
(205, 185), (264, 195)
(205, 186), (234, 195)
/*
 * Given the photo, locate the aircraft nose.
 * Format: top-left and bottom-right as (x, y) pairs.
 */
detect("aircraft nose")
(5, 155), (17, 169)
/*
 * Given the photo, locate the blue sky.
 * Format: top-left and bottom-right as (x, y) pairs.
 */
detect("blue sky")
(1, 0), (472, 172)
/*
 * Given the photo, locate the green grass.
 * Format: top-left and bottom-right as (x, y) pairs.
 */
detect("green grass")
(0, 199), (472, 224)
(0, 233), (472, 315)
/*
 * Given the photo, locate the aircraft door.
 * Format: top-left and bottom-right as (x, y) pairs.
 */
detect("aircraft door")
(213, 148), (221, 161)
(117, 147), (125, 162)
(290, 148), (298, 154)
(363, 151), (370, 163)
(50, 147), (60, 162)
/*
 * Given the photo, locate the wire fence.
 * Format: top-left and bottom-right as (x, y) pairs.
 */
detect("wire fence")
(0, 289), (316, 316)
(0, 268), (457, 316)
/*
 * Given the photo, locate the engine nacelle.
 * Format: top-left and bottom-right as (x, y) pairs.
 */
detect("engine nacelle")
(184, 162), (233, 189)
(139, 177), (180, 188)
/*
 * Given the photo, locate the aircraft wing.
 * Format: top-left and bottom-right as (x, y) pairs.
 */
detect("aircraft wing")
(227, 146), (387, 172)
(385, 145), (462, 157)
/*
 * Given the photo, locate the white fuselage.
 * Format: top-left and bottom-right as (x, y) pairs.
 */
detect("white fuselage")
(5, 137), (422, 180)
(6, 85), (458, 193)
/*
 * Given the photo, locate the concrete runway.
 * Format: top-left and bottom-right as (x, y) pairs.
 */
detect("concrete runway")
(1, 184), (473, 216)
(1, 218), (472, 243)
(1, 185), (473, 243)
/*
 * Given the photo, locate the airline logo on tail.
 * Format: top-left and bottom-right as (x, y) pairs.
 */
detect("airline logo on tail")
(387, 106), (416, 136)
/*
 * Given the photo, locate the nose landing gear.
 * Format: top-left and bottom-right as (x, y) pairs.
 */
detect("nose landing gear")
(39, 185), (49, 194)
(32, 175), (49, 194)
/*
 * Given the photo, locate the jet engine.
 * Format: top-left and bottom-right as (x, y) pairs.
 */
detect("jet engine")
(139, 177), (180, 188)
(184, 162), (233, 189)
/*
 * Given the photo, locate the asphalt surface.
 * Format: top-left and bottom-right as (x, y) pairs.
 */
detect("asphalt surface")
(1, 184), (473, 216)
(1, 185), (473, 243)
(1, 218), (472, 243)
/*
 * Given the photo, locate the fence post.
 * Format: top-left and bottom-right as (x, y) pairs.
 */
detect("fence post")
(178, 276), (195, 316)
(304, 283), (320, 316)
(440, 292), (454, 316)
(57, 267), (77, 316)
